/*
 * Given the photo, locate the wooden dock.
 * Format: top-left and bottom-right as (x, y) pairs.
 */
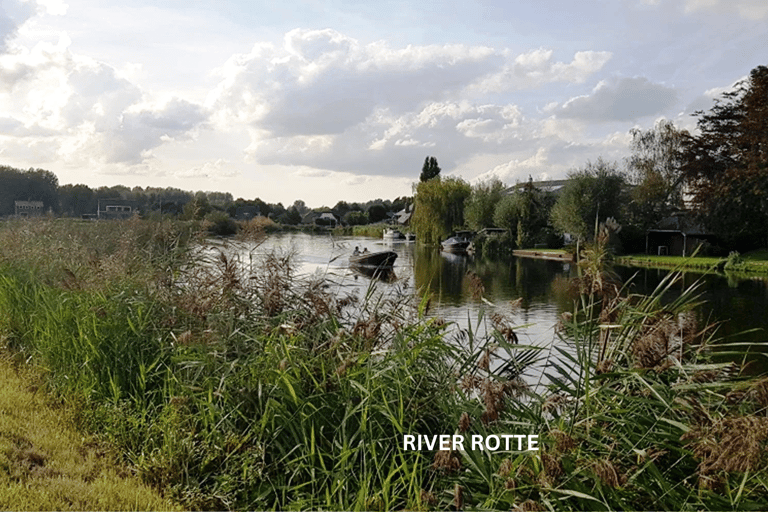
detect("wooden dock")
(513, 250), (574, 262)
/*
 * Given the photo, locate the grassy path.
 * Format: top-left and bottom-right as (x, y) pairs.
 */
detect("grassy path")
(0, 351), (178, 511)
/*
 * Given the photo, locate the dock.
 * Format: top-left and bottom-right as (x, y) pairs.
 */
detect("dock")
(513, 250), (574, 262)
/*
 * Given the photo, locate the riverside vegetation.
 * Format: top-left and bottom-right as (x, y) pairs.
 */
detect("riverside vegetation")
(1, 218), (767, 510)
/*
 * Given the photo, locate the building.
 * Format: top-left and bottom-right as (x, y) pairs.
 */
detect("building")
(645, 212), (715, 256)
(14, 200), (44, 217)
(98, 199), (137, 220)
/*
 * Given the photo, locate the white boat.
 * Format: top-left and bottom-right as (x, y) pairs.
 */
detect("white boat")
(440, 231), (473, 253)
(383, 228), (405, 240)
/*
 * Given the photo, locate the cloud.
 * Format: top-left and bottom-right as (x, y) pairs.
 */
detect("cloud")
(470, 49), (613, 94)
(557, 77), (678, 121)
(209, 29), (503, 137)
(0, 34), (208, 169)
(682, 0), (768, 20)
(0, 0), (37, 53)
(175, 158), (239, 179)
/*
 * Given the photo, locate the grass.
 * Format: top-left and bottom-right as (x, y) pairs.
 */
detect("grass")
(0, 217), (767, 510)
(616, 250), (768, 274)
(0, 351), (177, 511)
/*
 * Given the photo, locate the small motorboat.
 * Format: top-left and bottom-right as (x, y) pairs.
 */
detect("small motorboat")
(440, 234), (472, 253)
(349, 248), (398, 279)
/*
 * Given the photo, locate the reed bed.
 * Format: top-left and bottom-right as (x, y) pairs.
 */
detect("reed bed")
(0, 217), (766, 510)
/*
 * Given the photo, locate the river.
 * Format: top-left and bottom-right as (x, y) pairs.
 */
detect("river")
(216, 232), (768, 376)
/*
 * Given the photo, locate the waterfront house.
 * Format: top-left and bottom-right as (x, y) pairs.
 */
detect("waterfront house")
(98, 199), (137, 219)
(14, 200), (44, 217)
(645, 212), (715, 256)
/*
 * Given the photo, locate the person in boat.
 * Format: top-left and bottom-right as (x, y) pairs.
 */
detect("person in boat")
(353, 246), (360, 256)
(363, 248), (369, 254)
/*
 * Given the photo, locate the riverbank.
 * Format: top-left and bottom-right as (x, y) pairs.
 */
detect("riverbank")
(1, 218), (767, 510)
(615, 250), (768, 274)
(0, 351), (177, 510)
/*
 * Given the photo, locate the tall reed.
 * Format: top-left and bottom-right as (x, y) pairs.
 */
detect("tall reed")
(0, 217), (766, 510)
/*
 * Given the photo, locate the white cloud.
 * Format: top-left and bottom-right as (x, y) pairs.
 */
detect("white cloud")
(558, 77), (678, 121)
(683, 0), (768, 20)
(468, 49), (612, 94)
(208, 29), (502, 137)
(175, 158), (239, 179)
(0, 33), (208, 171)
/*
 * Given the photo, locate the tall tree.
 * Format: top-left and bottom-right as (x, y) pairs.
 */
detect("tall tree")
(626, 120), (687, 230)
(550, 158), (626, 242)
(681, 65), (768, 248)
(419, 156), (441, 182)
(412, 177), (471, 244)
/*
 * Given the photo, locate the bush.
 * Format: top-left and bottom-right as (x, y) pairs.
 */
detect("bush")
(204, 211), (238, 236)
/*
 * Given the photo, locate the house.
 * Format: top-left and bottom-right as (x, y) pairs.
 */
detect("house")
(98, 199), (137, 220)
(316, 212), (338, 227)
(14, 200), (44, 217)
(392, 203), (413, 225)
(645, 212), (714, 256)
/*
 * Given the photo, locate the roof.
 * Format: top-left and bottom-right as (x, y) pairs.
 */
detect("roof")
(648, 213), (710, 236)
(15, 200), (44, 207)
(505, 179), (571, 195)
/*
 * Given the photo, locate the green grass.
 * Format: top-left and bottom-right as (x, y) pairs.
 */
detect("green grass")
(0, 352), (178, 511)
(616, 251), (768, 274)
(1, 218), (767, 510)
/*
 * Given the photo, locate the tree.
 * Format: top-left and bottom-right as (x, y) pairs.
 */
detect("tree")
(550, 158), (626, 242)
(680, 65), (768, 248)
(419, 156), (441, 182)
(626, 120), (687, 230)
(367, 204), (388, 223)
(412, 177), (471, 244)
(492, 178), (556, 248)
(465, 178), (505, 231)
(0, 166), (59, 215)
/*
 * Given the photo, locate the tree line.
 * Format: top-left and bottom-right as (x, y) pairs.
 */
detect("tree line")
(412, 65), (768, 254)
(0, 167), (411, 225)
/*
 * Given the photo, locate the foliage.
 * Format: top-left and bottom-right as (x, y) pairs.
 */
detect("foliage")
(681, 65), (768, 249)
(0, 165), (59, 215)
(412, 177), (471, 245)
(492, 180), (557, 248)
(366, 203), (388, 223)
(419, 156), (441, 182)
(626, 120), (688, 230)
(550, 158), (627, 242)
(465, 178), (506, 231)
(204, 211), (239, 236)
(343, 210), (368, 226)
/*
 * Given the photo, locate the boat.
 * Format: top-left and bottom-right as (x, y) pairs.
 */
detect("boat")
(382, 228), (405, 241)
(440, 233), (473, 253)
(349, 249), (398, 279)
(405, 232), (416, 242)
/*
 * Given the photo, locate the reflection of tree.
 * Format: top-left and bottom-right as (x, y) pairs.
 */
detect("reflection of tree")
(412, 246), (468, 304)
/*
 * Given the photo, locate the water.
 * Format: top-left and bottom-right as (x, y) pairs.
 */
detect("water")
(214, 232), (768, 376)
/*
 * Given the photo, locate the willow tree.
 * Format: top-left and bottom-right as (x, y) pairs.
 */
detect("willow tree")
(412, 177), (471, 245)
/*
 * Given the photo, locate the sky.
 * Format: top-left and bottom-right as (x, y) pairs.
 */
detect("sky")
(0, 0), (766, 207)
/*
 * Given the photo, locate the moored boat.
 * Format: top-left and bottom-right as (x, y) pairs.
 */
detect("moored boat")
(440, 231), (473, 253)
(382, 228), (405, 241)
